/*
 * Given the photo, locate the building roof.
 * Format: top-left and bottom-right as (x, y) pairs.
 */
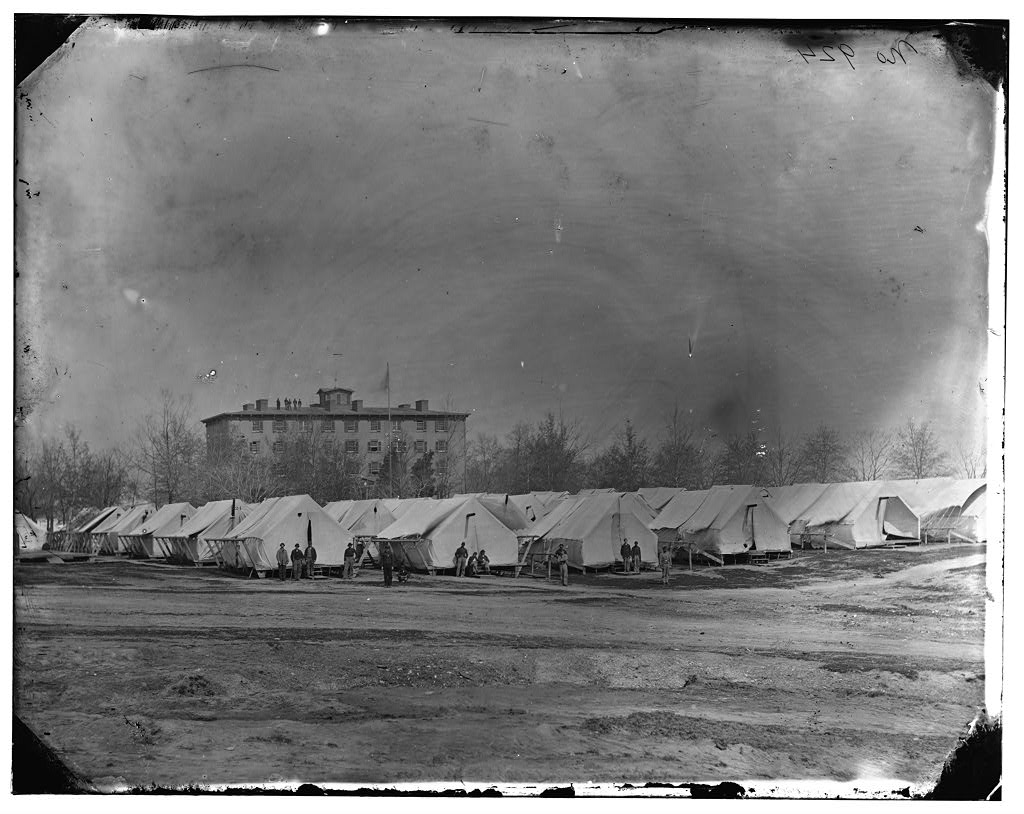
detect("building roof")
(202, 406), (470, 424)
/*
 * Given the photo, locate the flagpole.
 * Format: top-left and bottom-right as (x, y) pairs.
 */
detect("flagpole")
(387, 362), (392, 498)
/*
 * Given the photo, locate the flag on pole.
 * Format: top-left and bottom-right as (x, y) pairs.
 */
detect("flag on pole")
(378, 363), (390, 393)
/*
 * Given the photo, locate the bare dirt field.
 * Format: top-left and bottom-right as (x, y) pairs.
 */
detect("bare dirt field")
(13, 544), (990, 795)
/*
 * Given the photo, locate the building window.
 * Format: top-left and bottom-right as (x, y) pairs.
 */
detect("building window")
(345, 440), (359, 454)
(414, 440), (426, 453)
(435, 440), (448, 453)
(273, 419), (286, 433)
(416, 419), (426, 432)
(437, 459), (448, 475)
(322, 418), (335, 433)
(272, 440), (284, 454)
(252, 419), (264, 433)
(345, 419), (358, 433)
(396, 439), (408, 454)
(434, 417), (449, 432)
(369, 461), (381, 475)
(370, 419), (381, 433)
(250, 441), (260, 455)
(392, 420), (402, 432)
(299, 418), (312, 433)
(368, 440), (381, 453)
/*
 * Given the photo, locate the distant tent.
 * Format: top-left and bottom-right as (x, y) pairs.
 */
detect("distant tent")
(382, 497), (421, 518)
(477, 495), (532, 533)
(327, 498), (401, 562)
(917, 479), (987, 543)
(210, 494), (353, 574)
(16, 513), (47, 552)
(649, 489), (712, 545)
(525, 493), (658, 570)
(70, 505), (123, 553)
(638, 487), (688, 512)
(375, 496), (521, 571)
(121, 502), (197, 558)
(507, 493), (556, 525)
(158, 499), (251, 564)
(322, 500), (358, 523)
(671, 485), (791, 563)
(759, 483), (831, 544)
(94, 504), (155, 555)
(796, 481), (920, 549)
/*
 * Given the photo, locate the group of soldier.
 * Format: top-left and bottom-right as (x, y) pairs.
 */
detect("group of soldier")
(273, 537), (673, 587)
(276, 541), (317, 580)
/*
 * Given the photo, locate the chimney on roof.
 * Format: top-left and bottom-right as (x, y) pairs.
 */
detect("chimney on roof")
(256, 398), (268, 411)
(243, 403), (254, 411)
(351, 399), (362, 411)
(415, 399), (429, 411)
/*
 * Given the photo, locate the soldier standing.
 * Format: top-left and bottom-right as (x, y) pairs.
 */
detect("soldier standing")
(454, 541), (469, 577)
(343, 542), (356, 579)
(290, 543), (304, 580)
(380, 541), (395, 587)
(276, 543), (289, 581)
(660, 545), (673, 585)
(620, 538), (632, 573)
(554, 543), (569, 587)
(631, 540), (643, 573)
(304, 540), (318, 579)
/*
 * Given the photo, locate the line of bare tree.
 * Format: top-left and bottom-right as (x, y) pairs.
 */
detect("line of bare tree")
(464, 408), (985, 495)
(15, 390), (986, 528)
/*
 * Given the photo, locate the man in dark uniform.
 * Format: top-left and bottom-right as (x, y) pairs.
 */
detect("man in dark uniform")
(343, 542), (356, 579)
(454, 541), (469, 577)
(554, 543), (569, 587)
(631, 540), (643, 573)
(620, 538), (632, 573)
(380, 541), (395, 587)
(276, 542), (289, 581)
(304, 540), (317, 579)
(290, 543), (304, 580)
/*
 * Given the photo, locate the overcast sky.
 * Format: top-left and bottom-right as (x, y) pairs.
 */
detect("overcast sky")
(15, 19), (998, 456)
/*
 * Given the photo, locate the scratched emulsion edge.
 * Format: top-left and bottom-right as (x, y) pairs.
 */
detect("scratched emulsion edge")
(11, 16), (1006, 799)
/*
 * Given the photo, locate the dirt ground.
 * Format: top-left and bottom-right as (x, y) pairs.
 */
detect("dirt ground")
(13, 544), (990, 794)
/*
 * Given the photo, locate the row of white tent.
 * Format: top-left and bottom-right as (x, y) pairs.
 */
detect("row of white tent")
(34, 476), (986, 573)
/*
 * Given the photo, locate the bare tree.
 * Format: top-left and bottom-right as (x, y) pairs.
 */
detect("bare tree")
(718, 430), (768, 485)
(893, 419), (950, 479)
(762, 426), (804, 487)
(132, 390), (205, 506)
(650, 405), (713, 489)
(205, 439), (282, 503)
(954, 439), (986, 479)
(847, 429), (895, 481)
(799, 424), (848, 483)
(465, 433), (504, 493)
(587, 419), (651, 491)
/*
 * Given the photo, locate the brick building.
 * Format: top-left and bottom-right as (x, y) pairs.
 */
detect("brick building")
(201, 386), (469, 490)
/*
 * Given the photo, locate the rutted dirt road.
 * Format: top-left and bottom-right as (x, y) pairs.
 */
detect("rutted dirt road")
(13, 544), (989, 793)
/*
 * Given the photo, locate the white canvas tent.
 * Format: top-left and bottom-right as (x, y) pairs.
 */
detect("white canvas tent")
(672, 485), (791, 562)
(638, 487), (688, 512)
(95, 504), (155, 555)
(121, 502), (197, 558)
(796, 481), (920, 549)
(917, 479), (987, 543)
(759, 483), (831, 544)
(649, 489), (711, 544)
(16, 513), (47, 552)
(211, 494), (353, 574)
(70, 505), (123, 552)
(158, 499), (251, 564)
(507, 493), (557, 525)
(526, 493), (658, 570)
(328, 498), (402, 562)
(375, 496), (520, 571)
